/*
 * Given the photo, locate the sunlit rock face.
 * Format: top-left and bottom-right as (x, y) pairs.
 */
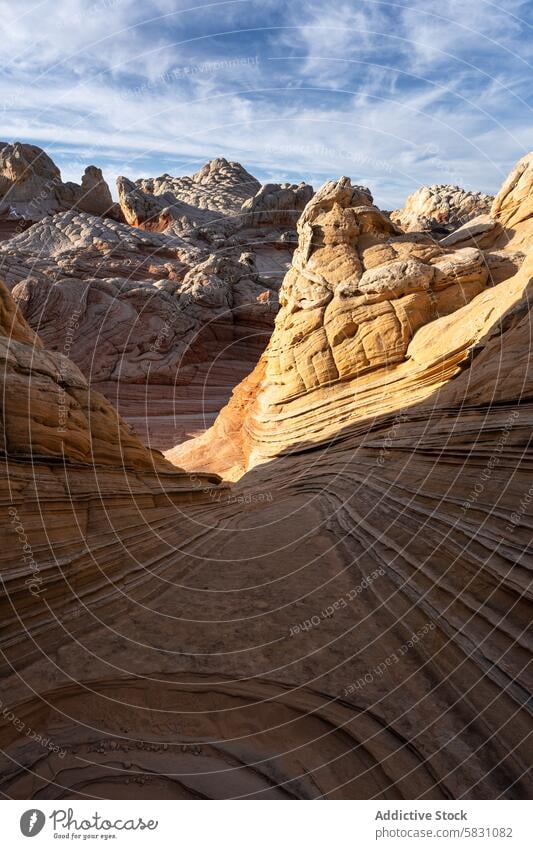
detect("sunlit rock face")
(117, 157), (313, 242)
(0, 155), (532, 801)
(169, 167), (530, 478)
(0, 142), (117, 221)
(490, 152), (533, 250)
(155, 159), (532, 799)
(392, 183), (493, 236)
(117, 157), (261, 232)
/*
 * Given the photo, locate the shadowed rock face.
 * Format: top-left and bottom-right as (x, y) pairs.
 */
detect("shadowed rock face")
(0, 210), (281, 447)
(0, 155), (532, 801)
(0, 142), (117, 220)
(392, 184), (493, 235)
(0, 155), (313, 448)
(0, 279), (172, 469)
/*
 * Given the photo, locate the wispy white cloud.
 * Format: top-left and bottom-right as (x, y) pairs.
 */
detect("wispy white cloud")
(0, 0), (530, 206)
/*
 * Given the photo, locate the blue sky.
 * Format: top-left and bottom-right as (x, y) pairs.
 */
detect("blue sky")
(0, 0), (531, 206)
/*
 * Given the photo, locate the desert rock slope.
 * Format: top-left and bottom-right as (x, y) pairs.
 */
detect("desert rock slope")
(0, 153), (531, 800)
(0, 150), (313, 449)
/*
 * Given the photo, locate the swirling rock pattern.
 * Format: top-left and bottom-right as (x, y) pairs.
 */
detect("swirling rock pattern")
(0, 156), (532, 801)
(117, 158), (261, 232)
(0, 211), (281, 448)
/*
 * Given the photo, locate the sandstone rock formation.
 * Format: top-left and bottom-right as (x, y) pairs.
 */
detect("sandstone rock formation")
(162, 164), (531, 801)
(0, 154), (531, 801)
(169, 174), (528, 476)
(439, 155), (533, 261)
(117, 159), (314, 260)
(490, 152), (533, 250)
(240, 181), (314, 227)
(0, 279), (170, 469)
(0, 211), (278, 447)
(392, 184), (493, 235)
(0, 277), (222, 683)
(0, 156), (313, 448)
(117, 157), (261, 232)
(0, 142), (117, 221)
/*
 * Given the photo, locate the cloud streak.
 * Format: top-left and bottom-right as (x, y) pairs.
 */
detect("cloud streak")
(0, 0), (530, 205)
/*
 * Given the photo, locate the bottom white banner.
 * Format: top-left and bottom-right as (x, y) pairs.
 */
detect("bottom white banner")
(1, 799), (530, 847)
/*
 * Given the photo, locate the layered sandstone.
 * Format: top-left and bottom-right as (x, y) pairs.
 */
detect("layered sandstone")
(0, 277), (222, 677)
(169, 175), (528, 476)
(0, 155), (531, 801)
(0, 211), (278, 447)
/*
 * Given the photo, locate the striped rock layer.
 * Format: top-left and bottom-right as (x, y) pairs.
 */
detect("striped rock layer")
(0, 155), (532, 800)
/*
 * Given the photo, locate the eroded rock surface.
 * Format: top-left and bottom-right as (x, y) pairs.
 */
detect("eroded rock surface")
(0, 210), (279, 446)
(392, 183), (493, 235)
(0, 155), (531, 801)
(117, 157), (261, 233)
(0, 155), (313, 450)
(0, 142), (117, 221)
(170, 172), (529, 476)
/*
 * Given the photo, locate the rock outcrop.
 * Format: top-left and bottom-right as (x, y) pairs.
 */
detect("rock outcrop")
(439, 154), (533, 257)
(118, 160), (313, 246)
(0, 158), (313, 450)
(169, 175), (527, 476)
(0, 279), (169, 469)
(240, 181), (314, 227)
(489, 152), (533, 250)
(0, 154), (531, 801)
(392, 184), (493, 235)
(117, 157), (261, 232)
(0, 274), (222, 651)
(0, 142), (117, 221)
(0, 211), (278, 447)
